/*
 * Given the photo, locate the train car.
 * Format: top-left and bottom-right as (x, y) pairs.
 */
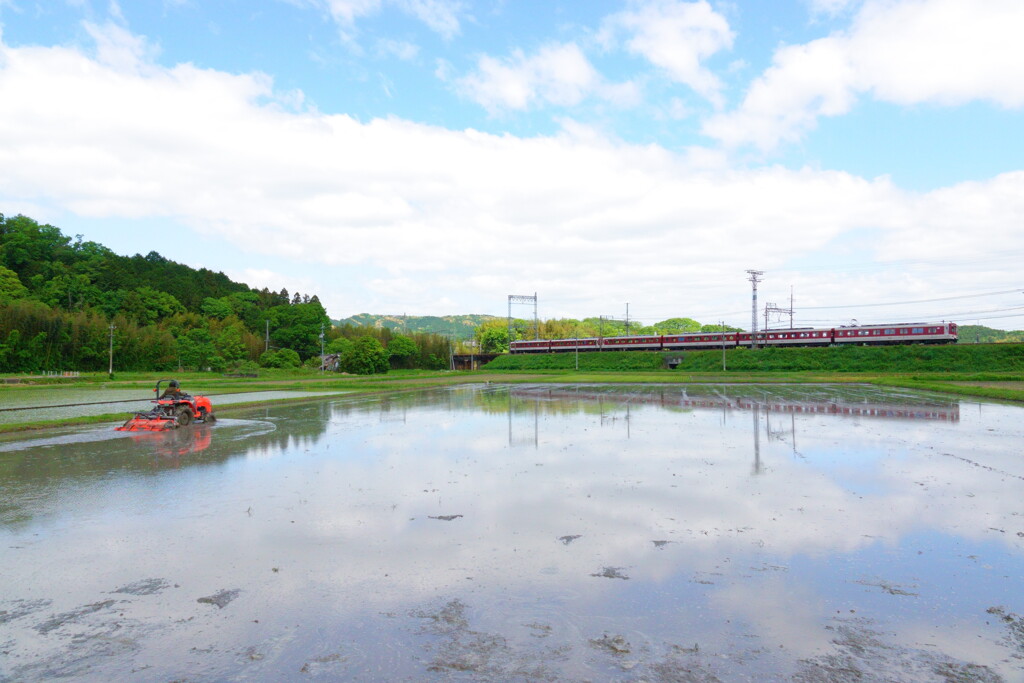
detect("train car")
(509, 321), (957, 354)
(599, 335), (663, 351)
(510, 339), (551, 353)
(663, 332), (737, 350)
(832, 322), (957, 345)
(549, 338), (601, 352)
(760, 328), (833, 347)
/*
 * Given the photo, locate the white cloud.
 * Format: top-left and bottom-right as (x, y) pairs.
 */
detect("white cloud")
(0, 26), (1022, 321)
(456, 42), (635, 113)
(601, 0), (734, 106)
(705, 0), (1024, 150)
(396, 0), (463, 39)
(805, 0), (861, 15)
(83, 20), (158, 71)
(226, 268), (320, 299)
(308, 0), (463, 39)
(323, 0), (383, 25)
(376, 38), (418, 61)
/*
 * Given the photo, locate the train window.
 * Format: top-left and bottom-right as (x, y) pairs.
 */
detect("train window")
(859, 330), (869, 336)
(884, 329), (895, 334)
(912, 327), (923, 334)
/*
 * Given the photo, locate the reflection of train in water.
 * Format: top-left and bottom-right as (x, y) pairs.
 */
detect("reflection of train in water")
(511, 322), (958, 354)
(511, 387), (960, 422)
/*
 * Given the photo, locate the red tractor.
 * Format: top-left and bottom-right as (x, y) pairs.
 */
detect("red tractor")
(116, 379), (216, 431)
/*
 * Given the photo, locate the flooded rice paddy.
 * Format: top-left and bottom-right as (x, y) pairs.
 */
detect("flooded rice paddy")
(0, 388), (346, 425)
(0, 383), (1022, 682)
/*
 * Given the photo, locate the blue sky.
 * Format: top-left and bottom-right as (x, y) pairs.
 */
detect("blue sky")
(1, 0), (1023, 328)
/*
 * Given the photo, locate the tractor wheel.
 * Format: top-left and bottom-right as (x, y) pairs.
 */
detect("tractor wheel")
(205, 412), (217, 424)
(175, 406), (193, 426)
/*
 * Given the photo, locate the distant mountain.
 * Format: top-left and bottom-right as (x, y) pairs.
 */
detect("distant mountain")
(333, 313), (499, 338)
(957, 324), (1024, 343)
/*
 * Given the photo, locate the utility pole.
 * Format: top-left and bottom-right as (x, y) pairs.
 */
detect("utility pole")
(534, 292), (538, 340)
(265, 320), (270, 352)
(625, 303), (630, 336)
(790, 286), (794, 329)
(721, 320), (726, 371)
(108, 323), (116, 379)
(746, 270), (764, 349)
(319, 323), (325, 374)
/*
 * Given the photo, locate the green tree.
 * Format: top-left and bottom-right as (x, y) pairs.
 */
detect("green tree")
(269, 301), (330, 359)
(475, 319), (513, 352)
(326, 336), (354, 356)
(202, 296), (234, 319)
(0, 266), (28, 301)
(341, 336), (389, 375)
(652, 318), (702, 334)
(259, 348), (301, 368)
(214, 323), (248, 363)
(387, 334), (418, 368)
(177, 328), (219, 370)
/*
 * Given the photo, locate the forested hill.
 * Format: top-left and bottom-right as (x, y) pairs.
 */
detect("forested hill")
(957, 325), (1024, 343)
(0, 213), (276, 313)
(335, 313), (498, 338)
(0, 212), (330, 373)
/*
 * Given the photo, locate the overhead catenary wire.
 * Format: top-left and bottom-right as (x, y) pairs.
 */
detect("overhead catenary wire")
(798, 288), (1024, 310)
(536, 286), (1024, 330)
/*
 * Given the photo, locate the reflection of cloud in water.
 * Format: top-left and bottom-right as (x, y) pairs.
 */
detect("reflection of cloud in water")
(1, 384), (1021, 680)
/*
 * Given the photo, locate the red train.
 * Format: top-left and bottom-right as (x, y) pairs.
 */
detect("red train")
(510, 322), (958, 354)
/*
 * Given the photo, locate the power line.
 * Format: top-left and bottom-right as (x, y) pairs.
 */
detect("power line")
(799, 288), (1024, 310)
(796, 305), (1024, 325)
(777, 250), (1024, 275)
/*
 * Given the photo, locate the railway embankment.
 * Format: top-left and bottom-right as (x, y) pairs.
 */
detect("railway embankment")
(485, 343), (1024, 374)
(483, 344), (1024, 403)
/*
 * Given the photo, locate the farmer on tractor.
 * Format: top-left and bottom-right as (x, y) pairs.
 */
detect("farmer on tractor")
(115, 379), (216, 431)
(159, 379), (184, 400)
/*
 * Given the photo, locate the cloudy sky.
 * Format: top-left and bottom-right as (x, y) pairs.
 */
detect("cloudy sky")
(1, 0), (1022, 328)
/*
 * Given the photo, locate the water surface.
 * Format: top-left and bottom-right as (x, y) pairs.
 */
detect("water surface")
(1, 384), (1022, 681)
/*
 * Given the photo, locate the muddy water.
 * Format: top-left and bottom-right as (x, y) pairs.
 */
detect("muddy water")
(1, 384), (1022, 682)
(0, 388), (346, 424)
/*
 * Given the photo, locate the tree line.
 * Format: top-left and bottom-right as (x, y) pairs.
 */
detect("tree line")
(0, 213), (449, 374)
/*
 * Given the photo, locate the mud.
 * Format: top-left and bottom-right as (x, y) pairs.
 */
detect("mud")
(34, 600), (117, 634)
(794, 620), (1005, 682)
(197, 589), (241, 609)
(112, 578), (171, 596)
(591, 566), (630, 580)
(0, 599), (51, 625)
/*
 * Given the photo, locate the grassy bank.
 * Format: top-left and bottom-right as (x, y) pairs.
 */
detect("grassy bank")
(485, 343), (1024, 374)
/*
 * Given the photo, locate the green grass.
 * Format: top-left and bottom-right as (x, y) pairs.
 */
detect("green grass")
(484, 351), (667, 372)
(485, 343), (1024, 374)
